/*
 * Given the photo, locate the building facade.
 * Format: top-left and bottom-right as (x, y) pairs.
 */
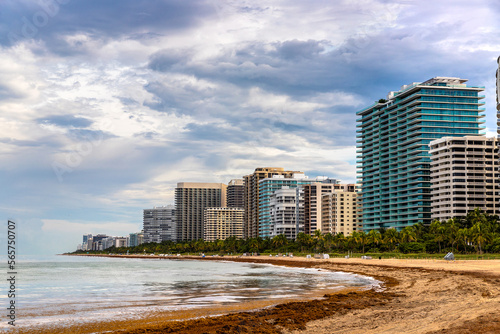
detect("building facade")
(243, 167), (302, 239)
(143, 205), (176, 243)
(258, 173), (319, 238)
(357, 77), (485, 231)
(303, 182), (357, 235)
(227, 179), (244, 208)
(321, 191), (359, 236)
(203, 207), (244, 242)
(269, 187), (300, 240)
(175, 182), (227, 241)
(429, 136), (499, 220)
(129, 231), (144, 247)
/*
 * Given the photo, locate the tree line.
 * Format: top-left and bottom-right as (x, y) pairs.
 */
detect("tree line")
(77, 209), (500, 255)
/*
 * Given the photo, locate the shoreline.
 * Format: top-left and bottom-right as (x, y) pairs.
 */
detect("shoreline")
(11, 254), (500, 333)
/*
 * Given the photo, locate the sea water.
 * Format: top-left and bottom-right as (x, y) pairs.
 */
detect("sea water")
(1, 255), (380, 330)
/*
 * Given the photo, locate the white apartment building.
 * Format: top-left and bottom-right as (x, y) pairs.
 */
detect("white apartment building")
(429, 136), (499, 220)
(203, 207), (244, 242)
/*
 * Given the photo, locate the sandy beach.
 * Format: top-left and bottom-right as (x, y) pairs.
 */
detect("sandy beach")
(12, 255), (500, 334)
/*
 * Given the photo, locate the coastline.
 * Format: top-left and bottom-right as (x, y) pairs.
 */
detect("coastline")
(11, 254), (500, 334)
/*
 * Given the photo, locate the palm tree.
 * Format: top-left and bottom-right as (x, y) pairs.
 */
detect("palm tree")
(272, 234), (288, 252)
(367, 229), (381, 249)
(358, 231), (368, 253)
(347, 231), (359, 252)
(456, 228), (470, 253)
(400, 226), (417, 243)
(296, 232), (311, 253)
(334, 233), (346, 251)
(313, 229), (324, 253)
(430, 220), (446, 253)
(444, 218), (460, 252)
(223, 236), (238, 253)
(383, 228), (399, 251)
(194, 239), (206, 253)
(248, 238), (260, 254)
(215, 239), (224, 252)
(413, 222), (426, 241)
(323, 233), (334, 253)
(470, 222), (492, 254)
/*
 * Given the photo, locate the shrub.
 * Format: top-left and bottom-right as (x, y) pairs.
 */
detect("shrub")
(398, 242), (426, 254)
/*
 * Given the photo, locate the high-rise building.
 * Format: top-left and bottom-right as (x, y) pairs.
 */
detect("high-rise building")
(321, 190), (360, 236)
(497, 56), (500, 116)
(91, 234), (108, 250)
(429, 136), (499, 220)
(114, 237), (128, 248)
(243, 167), (302, 239)
(203, 207), (244, 242)
(175, 182), (227, 241)
(143, 205), (176, 243)
(258, 175), (332, 238)
(258, 173), (321, 238)
(357, 77), (485, 231)
(227, 179), (244, 208)
(82, 234), (92, 251)
(269, 187), (300, 240)
(303, 182), (357, 235)
(129, 231), (144, 247)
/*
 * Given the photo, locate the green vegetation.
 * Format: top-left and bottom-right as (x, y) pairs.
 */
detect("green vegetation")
(73, 209), (500, 258)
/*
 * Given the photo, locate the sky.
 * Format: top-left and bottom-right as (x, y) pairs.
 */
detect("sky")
(1, 0), (499, 255)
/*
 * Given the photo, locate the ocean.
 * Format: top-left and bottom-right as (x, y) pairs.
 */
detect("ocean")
(2, 255), (380, 331)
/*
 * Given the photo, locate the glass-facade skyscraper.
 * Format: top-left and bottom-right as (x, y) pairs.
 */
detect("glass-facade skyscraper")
(357, 77), (485, 231)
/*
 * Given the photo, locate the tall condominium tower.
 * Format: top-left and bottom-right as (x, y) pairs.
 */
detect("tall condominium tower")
(143, 205), (176, 243)
(227, 179), (244, 208)
(175, 182), (227, 241)
(357, 77), (485, 231)
(203, 207), (244, 242)
(258, 173), (320, 238)
(269, 187), (302, 240)
(243, 167), (302, 239)
(429, 136), (499, 220)
(497, 56), (500, 121)
(321, 190), (360, 236)
(303, 182), (356, 235)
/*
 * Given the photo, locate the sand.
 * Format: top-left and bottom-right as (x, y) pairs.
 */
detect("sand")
(10, 255), (500, 333)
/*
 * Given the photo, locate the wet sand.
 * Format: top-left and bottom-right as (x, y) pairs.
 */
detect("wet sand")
(10, 255), (500, 333)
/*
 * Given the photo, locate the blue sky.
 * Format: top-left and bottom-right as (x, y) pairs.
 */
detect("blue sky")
(1, 0), (499, 254)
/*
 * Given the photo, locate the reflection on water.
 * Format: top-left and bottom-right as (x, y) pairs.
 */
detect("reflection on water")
(6, 256), (380, 330)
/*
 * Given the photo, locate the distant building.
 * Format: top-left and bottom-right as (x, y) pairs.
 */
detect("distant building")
(303, 182), (357, 235)
(129, 231), (144, 247)
(91, 234), (108, 250)
(101, 236), (115, 250)
(357, 77), (485, 231)
(243, 167), (303, 239)
(203, 207), (244, 242)
(269, 187), (300, 240)
(175, 182), (227, 241)
(321, 190), (360, 236)
(259, 174), (308, 238)
(82, 234), (93, 251)
(227, 179), (244, 208)
(143, 205), (176, 243)
(429, 136), (499, 220)
(114, 237), (128, 248)
(259, 175), (330, 238)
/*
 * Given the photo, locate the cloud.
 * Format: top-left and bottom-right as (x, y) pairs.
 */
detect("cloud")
(37, 114), (94, 128)
(0, 0), (499, 255)
(0, 0), (217, 49)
